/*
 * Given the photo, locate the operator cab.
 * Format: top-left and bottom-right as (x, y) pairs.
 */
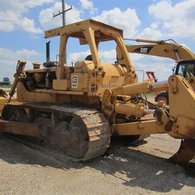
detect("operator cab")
(175, 60), (195, 78)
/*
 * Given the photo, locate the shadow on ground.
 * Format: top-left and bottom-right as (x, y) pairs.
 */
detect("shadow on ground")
(0, 134), (194, 193)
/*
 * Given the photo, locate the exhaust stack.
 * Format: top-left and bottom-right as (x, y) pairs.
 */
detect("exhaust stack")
(46, 41), (51, 62)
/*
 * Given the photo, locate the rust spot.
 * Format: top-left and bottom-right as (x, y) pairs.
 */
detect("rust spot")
(185, 127), (195, 138)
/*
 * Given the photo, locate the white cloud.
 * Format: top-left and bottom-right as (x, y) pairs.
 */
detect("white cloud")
(0, 11), (17, 32)
(149, 0), (195, 38)
(80, 0), (97, 13)
(69, 50), (90, 64)
(15, 49), (40, 60)
(68, 49), (116, 64)
(39, 5), (140, 37)
(93, 8), (141, 37)
(0, 0), (54, 12)
(39, 2), (81, 30)
(25, 0), (54, 8)
(99, 50), (116, 62)
(138, 23), (163, 39)
(0, 47), (40, 81)
(21, 17), (42, 33)
(0, 0), (54, 33)
(0, 12), (41, 33)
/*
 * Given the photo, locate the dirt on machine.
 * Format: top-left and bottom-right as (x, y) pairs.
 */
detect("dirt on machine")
(0, 20), (195, 164)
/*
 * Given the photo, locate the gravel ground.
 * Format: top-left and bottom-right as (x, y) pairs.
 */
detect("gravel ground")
(0, 133), (194, 195)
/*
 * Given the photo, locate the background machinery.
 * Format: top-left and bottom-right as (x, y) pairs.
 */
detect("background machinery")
(125, 39), (195, 104)
(0, 60), (25, 114)
(0, 20), (194, 163)
(0, 89), (8, 112)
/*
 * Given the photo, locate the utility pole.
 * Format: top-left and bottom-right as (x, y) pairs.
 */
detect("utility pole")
(53, 0), (72, 64)
(53, 0), (72, 26)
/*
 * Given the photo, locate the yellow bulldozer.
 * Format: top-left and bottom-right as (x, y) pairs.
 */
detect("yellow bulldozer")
(0, 20), (194, 163)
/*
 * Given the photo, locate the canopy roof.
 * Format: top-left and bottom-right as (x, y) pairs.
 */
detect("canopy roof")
(45, 19), (123, 43)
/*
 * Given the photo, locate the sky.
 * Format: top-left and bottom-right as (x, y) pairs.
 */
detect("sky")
(0, 0), (195, 81)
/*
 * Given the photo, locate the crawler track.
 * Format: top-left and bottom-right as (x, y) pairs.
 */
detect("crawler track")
(1, 102), (111, 161)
